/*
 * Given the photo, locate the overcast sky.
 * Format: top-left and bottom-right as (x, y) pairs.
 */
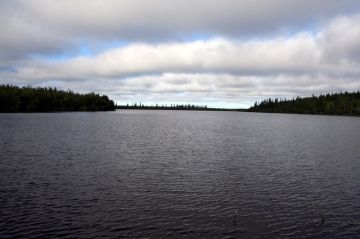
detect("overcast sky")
(1, 0), (360, 108)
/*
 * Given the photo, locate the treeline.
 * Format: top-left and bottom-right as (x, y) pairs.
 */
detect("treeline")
(0, 85), (115, 112)
(249, 91), (360, 115)
(118, 103), (209, 110)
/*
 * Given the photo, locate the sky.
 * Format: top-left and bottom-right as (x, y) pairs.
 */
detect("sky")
(1, 0), (360, 108)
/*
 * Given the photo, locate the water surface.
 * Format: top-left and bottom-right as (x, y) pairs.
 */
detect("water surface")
(1, 110), (360, 238)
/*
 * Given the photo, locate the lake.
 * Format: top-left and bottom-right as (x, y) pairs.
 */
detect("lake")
(1, 110), (360, 238)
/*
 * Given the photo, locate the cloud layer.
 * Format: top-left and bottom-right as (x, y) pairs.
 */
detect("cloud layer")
(2, 0), (360, 61)
(1, 1), (360, 107)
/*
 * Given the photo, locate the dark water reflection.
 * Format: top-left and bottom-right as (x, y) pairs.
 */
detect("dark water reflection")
(1, 110), (360, 238)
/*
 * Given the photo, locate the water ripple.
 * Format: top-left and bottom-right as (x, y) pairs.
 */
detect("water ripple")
(1, 111), (360, 238)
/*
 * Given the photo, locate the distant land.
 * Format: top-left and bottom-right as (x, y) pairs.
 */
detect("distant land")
(118, 91), (360, 116)
(249, 91), (360, 116)
(1, 84), (360, 116)
(117, 104), (246, 112)
(0, 85), (115, 112)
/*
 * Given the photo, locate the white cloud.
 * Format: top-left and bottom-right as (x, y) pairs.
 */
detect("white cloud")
(318, 14), (360, 64)
(9, 35), (319, 80)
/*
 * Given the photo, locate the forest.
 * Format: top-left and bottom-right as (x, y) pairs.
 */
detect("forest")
(117, 103), (245, 111)
(249, 91), (360, 116)
(118, 103), (209, 110)
(2, 84), (360, 115)
(0, 85), (115, 112)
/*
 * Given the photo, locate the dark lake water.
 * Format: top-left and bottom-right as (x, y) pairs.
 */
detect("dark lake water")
(1, 110), (360, 238)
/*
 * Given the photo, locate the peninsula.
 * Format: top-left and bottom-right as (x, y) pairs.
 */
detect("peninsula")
(249, 91), (360, 116)
(0, 85), (115, 112)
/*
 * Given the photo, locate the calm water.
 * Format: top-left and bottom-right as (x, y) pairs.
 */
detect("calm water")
(1, 110), (360, 238)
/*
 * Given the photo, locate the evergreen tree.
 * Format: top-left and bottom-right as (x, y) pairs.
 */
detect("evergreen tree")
(0, 85), (115, 112)
(249, 91), (360, 116)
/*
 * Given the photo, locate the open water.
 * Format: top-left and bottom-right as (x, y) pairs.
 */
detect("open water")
(1, 110), (360, 238)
